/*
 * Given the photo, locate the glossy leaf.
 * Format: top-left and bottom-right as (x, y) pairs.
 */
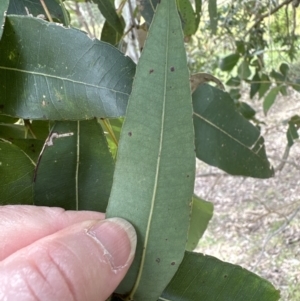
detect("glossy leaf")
(106, 1), (195, 300)
(219, 53), (240, 71)
(193, 84), (274, 178)
(186, 196), (214, 251)
(7, 0), (68, 25)
(259, 73), (271, 99)
(0, 0), (9, 40)
(138, 0), (160, 26)
(177, 0), (196, 36)
(0, 16), (135, 120)
(208, 0), (217, 34)
(0, 141), (35, 205)
(263, 86), (280, 116)
(34, 119), (114, 212)
(160, 252), (280, 301)
(92, 0), (124, 35)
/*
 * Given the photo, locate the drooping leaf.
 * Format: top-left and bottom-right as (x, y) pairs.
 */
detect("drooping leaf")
(176, 0), (196, 36)
(138, 0), (160, 26)
(279, 62), (289, 77)
(92, 0), (124, 35)
(287, 115), (300, 146)
(193, 84), (274, 178)
(0, 0), (9, 40)
(34, 119), (114, 212)
(0, 141), (35, 205)
(101, 19), (123, 46)
(259, 73), (271, 99)
(0, 16), (135, 120)
(263, 86), (280, 116)
(208, 0), (217, 34)
(7, 0), (69, 25)
(219, 53), (240, 71)
(160, 252), (281, 301)
(270, 69), (285, 84)
(186, 196), (214, 251)
(237, 59), (251, 79)
(225, 76), (241, 87)
(106, 1), (195, 300)
(250, 71), (260, 99)
(237, 102), (256, 120)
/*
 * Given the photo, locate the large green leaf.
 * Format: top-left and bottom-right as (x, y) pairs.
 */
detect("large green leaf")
(34, 119), (114, 212)
(186, 196), (214, 251)
(160, 252), (280, 301)
(0, 0), (9, 40)
(138, 0), (160, 26)
(106, 1), (195, 300)
(7, 0), (69, 25)
(263, 86), (280, 116)
(0, 141), (35, 205)
(92, 0), (124, 35)
(0, 16), (135, 120)
(193, 84), (274, 178)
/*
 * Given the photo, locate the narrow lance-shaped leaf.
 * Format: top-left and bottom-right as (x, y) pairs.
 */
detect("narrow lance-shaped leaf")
(7, 0), (69, 25)
(0, 16), (135, 120)
(176, 0), (196, 36)
(263, 86), (280, 116)
(92, 0), (124, 35)
(0, 141), (35, 205)
(208, 0), (217, 34)
(138, 0), (161, 26)
(193, 84), (274, 178)
(106, 1), (195, 300)
(0, 0), (9, 40)
(160, 252), (280, 301)
(34, 119), (114, 212)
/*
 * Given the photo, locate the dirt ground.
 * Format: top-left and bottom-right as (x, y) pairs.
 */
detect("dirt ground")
(194, 89), (300, 301)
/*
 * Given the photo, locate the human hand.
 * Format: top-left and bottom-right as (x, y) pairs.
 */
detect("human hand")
(0, 205), (136, 301)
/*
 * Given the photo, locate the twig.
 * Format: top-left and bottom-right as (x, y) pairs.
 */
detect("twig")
(39, 0), (53, 22)
(244, 0), (293, 38)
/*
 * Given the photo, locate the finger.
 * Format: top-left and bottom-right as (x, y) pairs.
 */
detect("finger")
(0, 205), (105, 260)
(0, 218), (136, 301)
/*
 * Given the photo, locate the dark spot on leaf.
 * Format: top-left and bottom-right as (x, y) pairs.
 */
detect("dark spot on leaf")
(149, 69), (154, 74)
(187, 174), (189, 178)
(0, 104), (4, 109)
(31, 144), (34, 147)
(170, 67), (175, 72)
(128, 132), (132, 137)
(156, 258), (160, 263)
(171, 262), (176, 266)
(224, 274), (228, 278)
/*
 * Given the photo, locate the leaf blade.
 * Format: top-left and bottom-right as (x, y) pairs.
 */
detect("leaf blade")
(106, 1), (195, 300)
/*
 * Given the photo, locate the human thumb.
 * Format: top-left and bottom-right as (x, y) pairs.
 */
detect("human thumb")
(0, 217), (136, 301)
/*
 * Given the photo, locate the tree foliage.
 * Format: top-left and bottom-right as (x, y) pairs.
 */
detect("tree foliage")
(1, 0), (299, 300)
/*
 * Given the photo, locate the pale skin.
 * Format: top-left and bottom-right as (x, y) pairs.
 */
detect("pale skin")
(0, 205), (137, 301)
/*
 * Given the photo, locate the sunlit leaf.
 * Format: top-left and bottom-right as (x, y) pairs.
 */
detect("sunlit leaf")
(0, 141), (35, 205)
(160, 252), (280, 301)
(106, 1), (195, 300)
(34, 119), (114, 212)
(193, 84), (274, 178)
(0, 16), (135, 120)
(186, 196), (213, 251)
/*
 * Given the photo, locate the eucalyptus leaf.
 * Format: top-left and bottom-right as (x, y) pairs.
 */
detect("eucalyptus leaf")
(0, 16), (135, 120)
(160, 252), (280, 301)
(176, 0), (196, 36)
(101, 19), (123, 46)
(106, 1), (195, 300)
(34, 119), (114, 212)
(208, 0), (217, 34)
(195, 0), (202, 28)
(138, 0), (160, 26)
(237, 60), (251, 79)
(92, 0), (124, 35)
(7, 0), (68, 25)
(259, 73), (271, 99)
(0, 141), (35, 205)
(186, 196), (214, 251)
(193, 84), (274, 178)
(0, 0), (9, 40)
(250, 71), (260, 99)
(263, 86), (280, 116)
(219, 53), (240, 71)
(287, 115), (300, 146)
